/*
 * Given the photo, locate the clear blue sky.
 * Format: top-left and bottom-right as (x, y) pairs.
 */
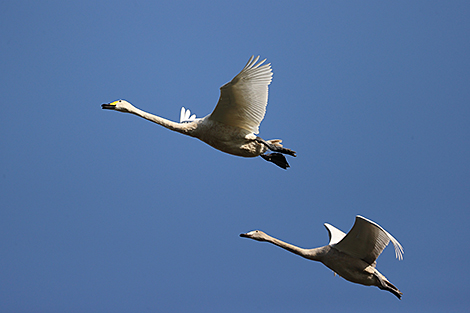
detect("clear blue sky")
(1, 1), (469, 312)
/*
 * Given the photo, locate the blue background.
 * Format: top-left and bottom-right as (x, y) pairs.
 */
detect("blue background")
(1, 1), (469, 312)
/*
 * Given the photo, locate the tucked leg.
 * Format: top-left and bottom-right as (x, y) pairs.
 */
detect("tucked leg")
(255, 137), (296, 156)
(375, 272), (402, 300)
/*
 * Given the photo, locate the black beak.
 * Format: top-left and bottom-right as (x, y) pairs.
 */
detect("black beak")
(101, 103), (115, 110)
(239, 233), (248, 238)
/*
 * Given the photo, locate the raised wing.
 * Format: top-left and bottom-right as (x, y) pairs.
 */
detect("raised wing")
(208, 56), (273, 134)
(180, 107), (196, 123)
(333, 216), (404, 265)
(324, 223), (346, 245)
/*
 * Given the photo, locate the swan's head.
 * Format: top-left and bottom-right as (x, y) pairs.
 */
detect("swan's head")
(101, 100), (135, 113)
(240, 230), (269, 242)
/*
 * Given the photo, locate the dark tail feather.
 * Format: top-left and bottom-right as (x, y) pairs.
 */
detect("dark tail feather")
(260, 153), (290, 169)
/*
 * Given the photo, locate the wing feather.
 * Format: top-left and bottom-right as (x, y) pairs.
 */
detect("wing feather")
(180, 107), (186, 123)
(180, 107), (196, 123)
(333, 216), (404, 265)
(208, 55), (273, 134)
(324, 223), (347, 245)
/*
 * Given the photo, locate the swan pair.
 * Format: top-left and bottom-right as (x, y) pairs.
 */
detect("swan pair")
(101, 56), (403, 298)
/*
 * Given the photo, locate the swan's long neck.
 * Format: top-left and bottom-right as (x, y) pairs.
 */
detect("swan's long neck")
(265, 235), (324, 262)
(129, 106), (193, 134)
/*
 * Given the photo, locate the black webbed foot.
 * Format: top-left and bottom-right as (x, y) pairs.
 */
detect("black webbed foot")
(260, 153), (290, 169)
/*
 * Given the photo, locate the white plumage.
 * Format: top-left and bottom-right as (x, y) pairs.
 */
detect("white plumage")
(180, 107), (196, 123)
(209, 56), (272, 134)
(102, 56), (296, 169)
(240, 215), (404, 299)
(330, 215), (404, 263)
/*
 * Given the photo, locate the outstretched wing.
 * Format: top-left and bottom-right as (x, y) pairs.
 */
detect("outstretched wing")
(333, 216), (404, 265)
(324, 223), (347, 245)
(208, 55), (273, 134)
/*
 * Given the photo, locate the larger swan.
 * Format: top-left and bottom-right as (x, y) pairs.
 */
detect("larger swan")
(240, 215), (404, 299)
(102, 56), (296, 169)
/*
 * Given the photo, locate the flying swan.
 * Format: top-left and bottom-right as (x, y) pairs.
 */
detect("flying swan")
(102, 56), (296, 169)
(240, 215), (404, 299)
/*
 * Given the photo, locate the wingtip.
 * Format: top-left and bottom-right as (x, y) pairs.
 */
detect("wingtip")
(392, 237), (404, 260)
(357, 215), (404, 260)
(179, 107), (197, 123)
(244, 55), (268, 70)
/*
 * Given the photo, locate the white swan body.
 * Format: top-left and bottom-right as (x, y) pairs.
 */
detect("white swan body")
(102, 56), (296, 169)
(240, 215), (404, 299)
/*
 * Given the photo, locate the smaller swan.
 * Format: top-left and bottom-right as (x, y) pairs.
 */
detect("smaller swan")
(240, 215), (404, 299)
(102, 56), (296, 169)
